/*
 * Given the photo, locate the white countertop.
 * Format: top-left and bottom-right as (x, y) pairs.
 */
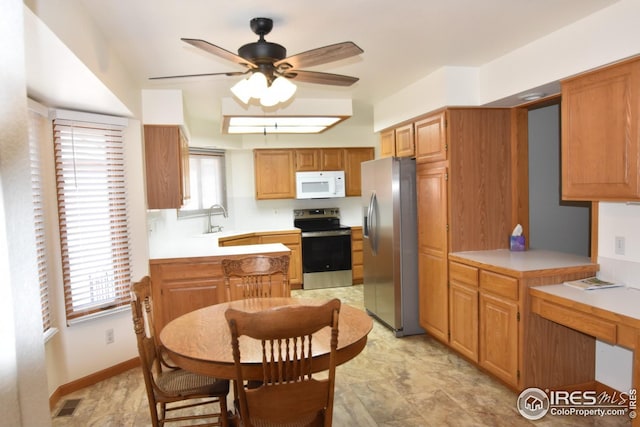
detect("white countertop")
(449, 249), (595, 272)
(150, 240), (290, 260)
(531, 284), (640, 321)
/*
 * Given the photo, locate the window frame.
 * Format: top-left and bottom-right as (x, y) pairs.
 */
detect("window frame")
(177, 147), (227, 219)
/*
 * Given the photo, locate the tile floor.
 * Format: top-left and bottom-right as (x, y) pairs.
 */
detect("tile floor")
(51, 285), (631, 426)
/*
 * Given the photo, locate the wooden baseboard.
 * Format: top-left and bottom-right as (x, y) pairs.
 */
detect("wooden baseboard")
(49, 357), (140, 411)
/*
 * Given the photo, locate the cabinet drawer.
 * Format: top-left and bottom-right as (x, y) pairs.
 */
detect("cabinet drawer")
(449, 262), (478, 287)
(479, 270), (518, 300)
(260, 233), (300, 245)
(534, 299), (617, 344)
(351, 240), (363, 251)
(153, 261), (222, 280)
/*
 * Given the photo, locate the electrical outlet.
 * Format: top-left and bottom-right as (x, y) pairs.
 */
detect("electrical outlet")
(615, 236), (625, 255)
(105, 328), (114, 345)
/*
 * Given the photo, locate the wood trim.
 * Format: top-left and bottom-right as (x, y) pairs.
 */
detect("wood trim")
(591, 202), (599, 263)
(511, 107), (529, 245)
(49, 357), (140, 411)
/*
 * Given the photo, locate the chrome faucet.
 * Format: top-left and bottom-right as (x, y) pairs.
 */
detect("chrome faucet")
(207, 204), (228, 233)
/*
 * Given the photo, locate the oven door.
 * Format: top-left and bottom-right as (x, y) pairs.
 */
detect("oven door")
(301, 229), (352, 289)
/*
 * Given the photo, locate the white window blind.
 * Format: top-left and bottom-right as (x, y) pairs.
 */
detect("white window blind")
(28, 107), (51, 333)
(53, 117), (131, 322)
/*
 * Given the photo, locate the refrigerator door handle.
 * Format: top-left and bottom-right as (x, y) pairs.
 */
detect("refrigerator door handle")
(369, 192), (378, 255)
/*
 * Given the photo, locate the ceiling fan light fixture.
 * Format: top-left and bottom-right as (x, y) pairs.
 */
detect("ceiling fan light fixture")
(247, 72), (268, 98)
(272, 76), (297, 102)
(259, 77), (297, 107)
(230, 78), (252, 104)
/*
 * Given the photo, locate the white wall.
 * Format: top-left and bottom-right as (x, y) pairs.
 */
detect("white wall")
(0, 1), (51, 425)
(373, 0), (640, 130)
(594, 203), (640, 391)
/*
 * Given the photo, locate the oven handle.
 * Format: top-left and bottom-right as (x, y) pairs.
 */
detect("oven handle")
(367, 191), (378, 255)
(301, 230), (352, 238)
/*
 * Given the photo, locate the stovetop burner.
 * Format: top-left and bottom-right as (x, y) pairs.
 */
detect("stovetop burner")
(293, 208), (350, 232)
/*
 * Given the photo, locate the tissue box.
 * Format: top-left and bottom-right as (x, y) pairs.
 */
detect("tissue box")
(510, 236), (526, 251)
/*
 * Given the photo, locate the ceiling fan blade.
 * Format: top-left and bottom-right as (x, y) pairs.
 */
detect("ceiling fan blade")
(149, 70), (248, 80)
(283, 70), (359, 87)
(274, 41), (363, 70)
(181, 38), (257, 69)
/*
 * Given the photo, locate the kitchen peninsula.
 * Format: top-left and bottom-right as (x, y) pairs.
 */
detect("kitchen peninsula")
(149, 241), (290, 333)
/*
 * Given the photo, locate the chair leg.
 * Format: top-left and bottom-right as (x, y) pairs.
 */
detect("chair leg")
(220, 394), (229, 427)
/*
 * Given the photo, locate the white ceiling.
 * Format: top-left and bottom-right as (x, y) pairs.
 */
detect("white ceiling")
(42, 1), (620, 126)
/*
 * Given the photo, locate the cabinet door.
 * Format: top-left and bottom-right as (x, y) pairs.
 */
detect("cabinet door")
(416, 163), (449, 342)
(479, 292), (519, 387)
(394, 123), (415, 157)
(150, 261), (226, 334)
(295, 149), (320, 171)
(344, 147), (374, 197)
(415, 112), (447, 163)
(320, 148), (345, 170)
(449, 282), (478, 362)
(449, 261), (479, 361)
(380, 129), (395, 158)
(259, 233), (302, 288)
(254, 149), (296, 199)
(144, 125), (188, 209)
(561, 58), (640, 200)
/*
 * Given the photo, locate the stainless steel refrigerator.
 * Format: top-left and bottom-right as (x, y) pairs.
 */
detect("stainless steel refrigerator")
(361, 157), (423, 337)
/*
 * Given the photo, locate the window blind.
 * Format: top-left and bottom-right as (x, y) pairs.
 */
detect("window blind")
(28, 108), (51, 333)
(53, 118), (131, 322)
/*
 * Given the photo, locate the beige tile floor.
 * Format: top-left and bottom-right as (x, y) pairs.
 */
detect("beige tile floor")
(51, 285), (631, 426)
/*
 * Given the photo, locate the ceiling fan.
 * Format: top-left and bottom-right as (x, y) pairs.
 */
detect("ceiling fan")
(150, 17), (363, 88)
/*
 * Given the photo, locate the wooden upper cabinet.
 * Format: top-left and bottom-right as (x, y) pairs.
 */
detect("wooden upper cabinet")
(295, 149), (320, 171)
(561, 56), (640, 200)
(415, 112), (447, 163)
(320, 148), (345, 170)
(144, 125), (190, 209)
(380, 129), (395, 158)
(394, 123), (415, 157)
(380, 125), (414, 158)
(295, 148), (344, 171)
(254, 149), (296, 199)
(344, 147), (374, 196)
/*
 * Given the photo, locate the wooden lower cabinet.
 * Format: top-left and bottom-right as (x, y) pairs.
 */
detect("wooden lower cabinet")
(218, 230), (302, 289)
(259, 233), (302, 289)
(448, 262), (479, 362)
(149, 258), (227, 335)
(446, 253), (598, 391)
(150, 248), (290, 333)
(479, 292), (519, 386)
(351, 227), (363, 284)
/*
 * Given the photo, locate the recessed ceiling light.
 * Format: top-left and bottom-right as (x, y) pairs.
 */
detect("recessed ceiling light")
(519, 92), (546, 102)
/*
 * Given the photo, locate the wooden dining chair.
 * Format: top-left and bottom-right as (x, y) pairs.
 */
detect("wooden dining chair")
(225, 298), (341, 427)
(222, 254), (291, 301)
(131, 276), (230, 427)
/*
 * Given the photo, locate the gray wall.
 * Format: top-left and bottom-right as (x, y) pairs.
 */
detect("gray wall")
(528, 104), (590, 256)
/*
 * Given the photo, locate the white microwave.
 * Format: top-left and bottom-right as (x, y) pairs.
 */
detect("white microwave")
(295, 171), (346, 199)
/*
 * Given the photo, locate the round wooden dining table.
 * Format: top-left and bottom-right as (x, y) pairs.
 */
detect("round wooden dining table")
(159, 297), (374, 380)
